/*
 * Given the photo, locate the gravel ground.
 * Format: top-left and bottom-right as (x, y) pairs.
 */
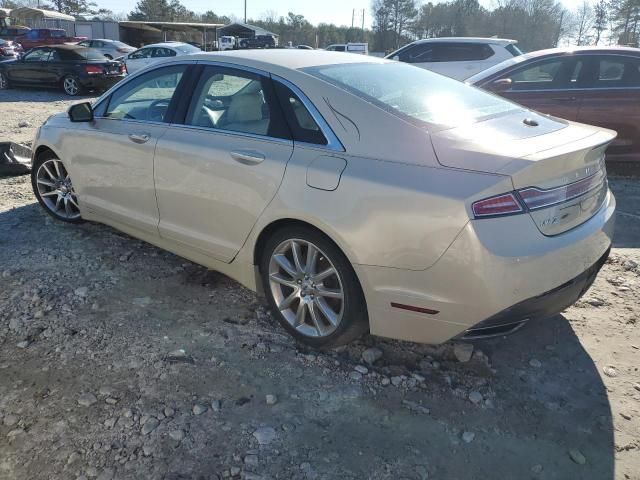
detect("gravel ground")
(0, 89), (639, 480)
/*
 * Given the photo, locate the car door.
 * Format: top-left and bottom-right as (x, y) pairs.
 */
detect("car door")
(153, 64), (294, 262)
(489, 55), (585, 121)
(66, 63), (192, 234)
(8, 47), (50, 84)
(125, 47), (153, 73)
(575, 54), (640, 160)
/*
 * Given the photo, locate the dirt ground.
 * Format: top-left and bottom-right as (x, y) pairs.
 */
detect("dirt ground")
(0, 89), (639, 480)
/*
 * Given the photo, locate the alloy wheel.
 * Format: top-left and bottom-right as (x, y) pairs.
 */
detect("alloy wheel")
(268, 239), (344, 338)
(35, 158), (80, 220)
(63, 77), (79, 95)
(0, 73), (7, 89)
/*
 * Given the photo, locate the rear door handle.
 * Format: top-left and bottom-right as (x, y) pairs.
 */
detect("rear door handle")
(128, 133), (150, 144)
(230, 150), (265, 165)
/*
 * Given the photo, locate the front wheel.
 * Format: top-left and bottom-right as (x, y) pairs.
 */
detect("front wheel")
(62, 75), (82, 96)
(260, 226), (368, 348)
(31, 151), (83, 223)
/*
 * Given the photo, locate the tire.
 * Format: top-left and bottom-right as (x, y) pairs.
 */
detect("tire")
(62, 75), (82, 96)
(31, 150), (83, 224)
(260, 225), (369, 348)
(0, 71), (9, 90)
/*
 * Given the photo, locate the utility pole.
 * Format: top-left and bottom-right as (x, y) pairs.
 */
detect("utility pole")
(361, 9), (365, 41)
(244, 0), (247, 23)
(352, 9), (355, 28)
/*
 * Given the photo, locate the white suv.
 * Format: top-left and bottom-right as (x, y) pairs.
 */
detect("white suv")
(386, 37), (522, 80)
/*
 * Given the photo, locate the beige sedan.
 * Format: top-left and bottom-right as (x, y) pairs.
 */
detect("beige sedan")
(30, 50), (616, 347)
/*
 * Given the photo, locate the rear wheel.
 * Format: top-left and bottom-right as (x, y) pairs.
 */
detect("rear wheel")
(0, 71), (9, 90)
(62, 75), (82, 96)
(31, 151), (82, 223)
(260, 226), (368, 348)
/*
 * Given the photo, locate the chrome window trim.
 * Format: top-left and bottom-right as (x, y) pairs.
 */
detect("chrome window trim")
(167, 122), (294, 147)
(91, 60), (198, 115)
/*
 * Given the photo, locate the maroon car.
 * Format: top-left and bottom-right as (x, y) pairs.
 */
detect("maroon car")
(15, 28), (86, 50)
(467, 47), (640, 163)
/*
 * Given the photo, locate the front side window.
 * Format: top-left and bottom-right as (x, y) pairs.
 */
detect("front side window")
(23, 48), (50, 62)
(509, 57), (585, 90)
(433, 43), (494, 62)
(25, 30), (39, 39)
(50, 30), (65, 38)
(185, 66), (289, 139)
(104, 65), (187, 122)
(398, 44), (433, 63)
(305, 61), (519, 129)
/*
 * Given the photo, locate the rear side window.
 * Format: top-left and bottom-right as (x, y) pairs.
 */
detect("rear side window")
(432, 43), (494, 62)
(50, 30), (66, 38)
(594, 56), (640, 87)
(152, 47), (176, 58)
(273, 81), (327, 145)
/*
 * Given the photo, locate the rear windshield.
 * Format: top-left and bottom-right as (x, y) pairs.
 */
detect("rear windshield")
(58, 48), (107, 61)
(304, 62), (520, 128)
(174, 43), (200, 54)
(506, 44), (524, 56)
(112, 41), (130, 48)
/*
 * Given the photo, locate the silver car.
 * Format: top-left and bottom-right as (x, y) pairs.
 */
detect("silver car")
(30, 50), (616, 347)
(76, 39), (135, 60)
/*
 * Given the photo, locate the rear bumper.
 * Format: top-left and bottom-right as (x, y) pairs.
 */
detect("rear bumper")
(459, 246), (609, 339)
(79, 74), (125, 90)
(354, 190), (616, 344)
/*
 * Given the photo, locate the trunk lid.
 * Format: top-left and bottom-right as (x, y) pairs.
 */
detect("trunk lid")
(431, 110), (615, 235)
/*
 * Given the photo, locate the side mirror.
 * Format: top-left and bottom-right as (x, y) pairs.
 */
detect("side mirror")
(68, 102), (93, 122)
(489, 78), (512, 92)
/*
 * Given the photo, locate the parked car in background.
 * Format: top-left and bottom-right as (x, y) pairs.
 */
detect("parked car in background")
(467, 46), (640, 163)
(0, 45), (126, 95)
(325, 43), (368, 55)
(239, 35), (277, 49)
(123, 42), (200, 73)
(296, 45), (314, 50)
(0, 26), (29, 41)
(15, 28), (86, 50)
(386, 37), (522, 80)
(76, 39), (135, 59)
(29, 50), (615, 347)
(0, 38), (20, 60)
(218, 35), (237, 51)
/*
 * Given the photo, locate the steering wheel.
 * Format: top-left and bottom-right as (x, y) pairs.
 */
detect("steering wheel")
(147, 99), (170, 122)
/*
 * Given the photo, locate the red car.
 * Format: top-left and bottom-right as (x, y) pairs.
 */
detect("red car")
(467, 46), (640, 163)
(15, 28), (86, 50)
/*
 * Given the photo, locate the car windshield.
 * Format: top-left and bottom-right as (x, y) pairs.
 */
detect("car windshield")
(174, 43), (200, 53)
(304, 62), (520, 129)
(465, 54), (532, 84)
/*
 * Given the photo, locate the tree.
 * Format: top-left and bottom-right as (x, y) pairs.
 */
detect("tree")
(593, 0), (607, 44)
(51, 0), (101, 17)
(608, 0), (640, 46)
(570, 0), (595, 45)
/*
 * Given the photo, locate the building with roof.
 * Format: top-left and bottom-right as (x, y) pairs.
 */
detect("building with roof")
(218, 23), (278, 42)
(119, 21), (224, 49)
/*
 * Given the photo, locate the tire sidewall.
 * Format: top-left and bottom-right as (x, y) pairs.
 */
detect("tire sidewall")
(31, 151), (83, 224)
(260, 226), (368, 348)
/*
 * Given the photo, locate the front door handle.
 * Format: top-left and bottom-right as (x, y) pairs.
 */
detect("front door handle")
(128, 133), (150, 144)
(230, 150), (265, 165)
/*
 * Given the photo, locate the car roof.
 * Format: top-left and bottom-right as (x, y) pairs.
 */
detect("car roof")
(140, 42), (189, 48)
(410, 37), (517, 46)
(467, 45), (640, 83)
(184, 49), (383, 71)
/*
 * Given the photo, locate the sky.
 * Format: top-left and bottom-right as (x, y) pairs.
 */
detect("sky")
(100, 0), (585, 28)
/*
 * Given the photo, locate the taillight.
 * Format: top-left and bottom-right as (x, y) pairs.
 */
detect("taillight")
(119, 63), (127, 74)
(472, 193), (523, 218)
(518, 170), (604, 211)
(84, 65), (103, 74)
